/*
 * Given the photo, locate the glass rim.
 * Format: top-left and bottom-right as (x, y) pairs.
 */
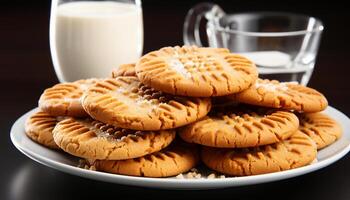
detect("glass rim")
(210, 12), (324, 37)
(52, 0), (142, 6)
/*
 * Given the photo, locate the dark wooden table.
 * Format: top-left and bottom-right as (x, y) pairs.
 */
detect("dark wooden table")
(1, 1), (350, 199)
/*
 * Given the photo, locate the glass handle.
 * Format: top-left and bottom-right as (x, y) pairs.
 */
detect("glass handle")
(183, 3), (225, 46)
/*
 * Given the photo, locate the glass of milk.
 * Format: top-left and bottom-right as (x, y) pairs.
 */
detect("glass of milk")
(50, 0), (143, 82)
(183, 3), (323, 85)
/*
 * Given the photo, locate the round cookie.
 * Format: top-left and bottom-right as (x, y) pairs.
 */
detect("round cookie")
(298, 112), (342, 149)
(25, 111), (60, 149)
(135, 46), (258, 97)
(201, 131), (317, 176)
(112, 63), (136, 77)
(53, 117), (175, 160)
(227, 79), (328, 112)
(82, 77), (211, 130)
(179, 107), (299, 148)
(92, 142), (200, 177)
(39, 79), (98, 117)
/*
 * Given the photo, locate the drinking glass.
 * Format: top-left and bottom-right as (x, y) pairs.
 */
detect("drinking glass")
(184, 3), (323, 85)
(50, 0), (143, 82)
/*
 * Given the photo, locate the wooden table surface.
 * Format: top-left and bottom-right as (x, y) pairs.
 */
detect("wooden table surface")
(1, 1), (350, 199)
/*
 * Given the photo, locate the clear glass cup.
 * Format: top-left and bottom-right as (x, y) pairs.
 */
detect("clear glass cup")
(183, 3), (323, 85)
(50, 0), (143, 82)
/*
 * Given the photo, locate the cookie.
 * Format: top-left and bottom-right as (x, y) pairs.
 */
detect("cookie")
(82, 77), (211, 130)
(201, 131), (317, 176)
(298, 112), (342, 149)
(39, 79), (98, 117)
(112, 63), (136, 77)
(179, 107), (299, 148)
(53, 117), (175, 160)
(135, 46), (258, 97)
(25, 111), (60, 149)
(92, 142), (199, 177)
(227, 79), (328, 113)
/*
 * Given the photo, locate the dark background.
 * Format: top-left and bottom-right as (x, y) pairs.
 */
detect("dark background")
(1, 0), (350, 199)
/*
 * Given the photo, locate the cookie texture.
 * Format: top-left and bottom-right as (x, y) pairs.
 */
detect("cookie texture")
(135, 46), (258, 97)
(25, 111), (60, 149)
(39, 79), (98, 117)
(299, 112), (342, 149)
(53, 118), (175, 160)
(201, 131), (317, 176)
(93, 142), (199, 177)
(112, 63), (136, 77)
(82, 77), (211, 130)
(228, 79), (328, 112)
(179, 107), (299, 148)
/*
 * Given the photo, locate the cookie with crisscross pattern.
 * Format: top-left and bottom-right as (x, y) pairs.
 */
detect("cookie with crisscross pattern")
(82, 77), (211, 130)
(228, 79), (328, 112)
(53, 117), (175, 160)
(25, 111), (61, 149)
(39, 79), (98, 117)
(92, 141), (199, 177)
(179, 107), (299, 148)
(135, 46), (258, 97)
(298, 112), (342, 149)
(201, 131), (317, 176)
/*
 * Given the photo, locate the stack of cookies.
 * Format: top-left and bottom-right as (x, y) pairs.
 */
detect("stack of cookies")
(25, 46), (342, 178)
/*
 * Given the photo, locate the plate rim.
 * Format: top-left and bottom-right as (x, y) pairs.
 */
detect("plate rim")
(10, 106), (350, 189)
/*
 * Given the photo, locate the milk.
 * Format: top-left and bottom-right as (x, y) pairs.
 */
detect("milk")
(240, 51), (291, 68)
(50, 1), (143, 82)
(240, 50), (315, 85)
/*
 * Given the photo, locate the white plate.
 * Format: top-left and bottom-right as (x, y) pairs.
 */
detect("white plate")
(10, 107), (350, 189)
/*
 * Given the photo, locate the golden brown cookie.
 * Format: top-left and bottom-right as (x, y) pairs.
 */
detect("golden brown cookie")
(112, 63), (136, 77)
(53, 118), (175, 160)
(92, 142), (200, 177)
(25, 111), (60, 149)
(135, 46), (258, 97)
(39, 79), (98, 117)
(179, 107), (299, 148)
(201, 131), (317, 176)
(298, 112), (342, 149)
(227, 79), (328, 113)
(82, 77), (211, 130)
